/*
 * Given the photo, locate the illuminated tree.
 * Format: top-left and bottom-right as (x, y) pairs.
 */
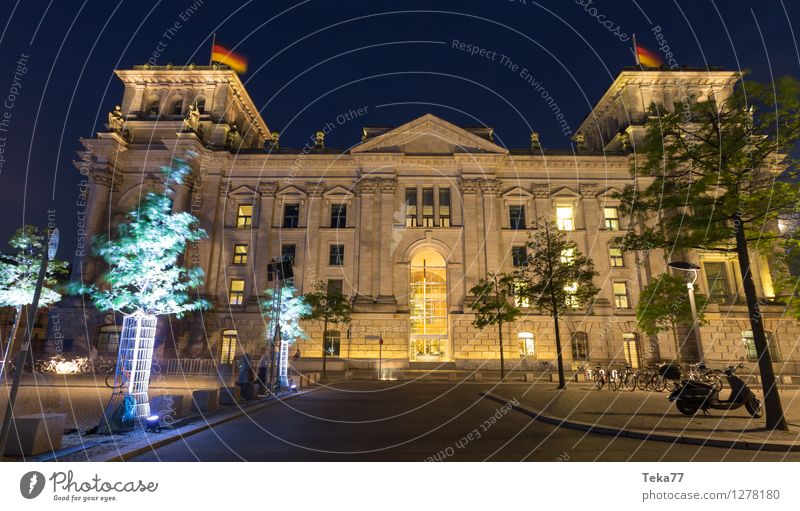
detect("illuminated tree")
(261, 284), (310, 389)
(302, 280), (351, 379)
(468, 272), (520, 380)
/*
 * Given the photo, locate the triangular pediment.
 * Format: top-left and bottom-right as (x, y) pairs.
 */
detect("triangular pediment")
(550, 187), (580, 198)
(323, 185), (354, 198)
(502, 186), (533, 199)
(596, 187), (624, 199)
(228, 185), (258, 197)
(276, 185), (306, 197)
(351, 114), (508, 155)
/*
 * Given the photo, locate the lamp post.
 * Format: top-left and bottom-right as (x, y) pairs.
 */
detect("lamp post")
(667, 261), (703, 362)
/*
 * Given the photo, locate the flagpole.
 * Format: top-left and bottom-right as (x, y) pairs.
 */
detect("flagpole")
(209, 33), (216, 66)
(632, 33), (640, 67)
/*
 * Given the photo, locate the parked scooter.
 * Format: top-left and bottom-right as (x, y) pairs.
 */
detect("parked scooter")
(668, 363), (763, 418)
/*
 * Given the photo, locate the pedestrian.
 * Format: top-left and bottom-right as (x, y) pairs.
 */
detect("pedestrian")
(293, 348), (301, 363)
(257, 353), (268, 386)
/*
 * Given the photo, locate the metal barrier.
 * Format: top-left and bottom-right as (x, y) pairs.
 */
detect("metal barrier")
(159, 358), (236, 376)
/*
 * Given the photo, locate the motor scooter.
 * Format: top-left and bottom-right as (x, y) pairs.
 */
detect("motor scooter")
(668, 363), (763, 418)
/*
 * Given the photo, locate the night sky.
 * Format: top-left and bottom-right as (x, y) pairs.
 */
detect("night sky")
(0, 0), (797, 258)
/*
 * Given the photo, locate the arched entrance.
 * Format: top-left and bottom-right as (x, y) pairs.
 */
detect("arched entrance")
(409, 249), (448, 361)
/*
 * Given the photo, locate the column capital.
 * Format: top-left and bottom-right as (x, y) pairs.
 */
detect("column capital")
(378, 178), (397, 195)
(306, 182), (325, 197)
(258, 181), (279, 197)
(459, 178), (482, 194)
(479, 179), (501, 197)
(356, 179), (380, 195)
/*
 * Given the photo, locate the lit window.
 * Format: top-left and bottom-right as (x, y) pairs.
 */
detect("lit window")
(405, 188), (418, 227)
(283, 204), (300, 228)
(623, 333), (639, 369)
(571, 331), (589, 360)
(603, 206), (620, 230)
(324, 331), (341, 356)
(742, 330), (780, 362)
(609, 247), (624, 268)
(704, 261), (734, 304)
(330, 204), (346, 228)
(514, 281), (530, 308)
(233, 244), (248, 265)
(236, 205), (253, 229)
(564, 282), (578, 308)
(281, 244), (296, 265)
(329, 244), (345, 266)
(518, 332), (535, 357)
(220, 330), (238, 364)
(439, 188), (451, 227)
(509, 205), (526, 230)
(511, 246), (527, 267)
(229, 279), (245, 305)
(560, 248), (574, 264)
(613, 281), (629, 308)
(556, 204), (574, 231)
(422, 188), (434, 227)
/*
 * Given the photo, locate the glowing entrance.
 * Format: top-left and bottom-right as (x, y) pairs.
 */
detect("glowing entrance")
(409, 249), (448, 361)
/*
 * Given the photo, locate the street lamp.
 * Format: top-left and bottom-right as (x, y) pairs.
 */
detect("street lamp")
(667, 261), (703, 362)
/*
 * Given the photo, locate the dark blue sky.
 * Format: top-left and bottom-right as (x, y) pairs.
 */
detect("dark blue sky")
(0, 0), (798, 257)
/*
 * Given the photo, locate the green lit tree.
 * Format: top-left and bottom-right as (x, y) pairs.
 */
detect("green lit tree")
(468, 272), (520, 380)
(636, 273), (707, 365)
(302, 280), (351, 379)
(0, 225), (67, 377)
(517, 220), (599, 389)
(261, 284), (310, 389)
(616, 77), (800, 430)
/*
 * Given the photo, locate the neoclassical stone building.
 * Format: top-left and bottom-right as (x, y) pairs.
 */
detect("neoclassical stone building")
(50, 65), (800, 375)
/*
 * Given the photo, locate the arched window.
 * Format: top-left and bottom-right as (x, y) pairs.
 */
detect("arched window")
(220, 330), (238, 364)
(147, 98), (160, 115)
(518, 332), (535, 357)
(571, 331), (589, 360)
(170, 97), (184, 115)
(324, 330), (341, 357)
(96, 325), (122, 353)
(195, 96), (206, 113)
(742, 330), (780, 362)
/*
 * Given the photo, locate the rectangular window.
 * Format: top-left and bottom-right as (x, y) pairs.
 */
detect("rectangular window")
(233, 244), (248, 265)
(603, 206), (620, 230)
(514, 281), (530, 308)
(742, 330), (781, 362)
(556, 204), (574, 231)
(405, 188), (418, 227)
(324, 331), (341, 357)
(330, 204), (347, 228)
(560, 248), (574, 264)
(422, 188), (434, 227)
(518, 332), (535, 357)
(609, 247), (624, 268)
(509, 205), (526, 230)
(439, 188), (451, 227)
(283, 203), (300, 228)
(511, 246), (528, 267)
(236, 205), (253, 229)
(281, 244), (296, 265)
(220, 330), (238, 365)
(229, 279), (245, 305)
(571, 332), (589, 360)
(704, 262), (733, 304)
(564, 282), (579, 308)
(329, 244), (345, 266)
(327, 279), (344, 295)
(613, 281), (629, 308)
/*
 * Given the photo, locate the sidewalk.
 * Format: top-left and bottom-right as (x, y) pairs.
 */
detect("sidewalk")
(484, 383), (800, 450)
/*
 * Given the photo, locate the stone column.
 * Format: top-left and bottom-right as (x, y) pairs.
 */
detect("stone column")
(378, 179), (397, 300)
(303, 183), (325, 293)
(79, 169), (114, 283)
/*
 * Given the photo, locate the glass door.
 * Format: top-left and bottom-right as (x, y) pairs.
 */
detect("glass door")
(409, 249), (448, 361)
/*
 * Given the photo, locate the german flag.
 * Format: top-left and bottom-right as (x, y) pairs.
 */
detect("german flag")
(211, 43), (247, 74)
(636, 43), (662, 68)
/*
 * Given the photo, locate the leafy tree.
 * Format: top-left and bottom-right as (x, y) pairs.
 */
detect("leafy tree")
(468, 272), (520, 380)
(517, 220), (599, 389)
(71, 155), (209, 317)
(0, 225), (67, 377)
(302, 280), (351, 379)
(616, 77), (800, 430)
(636, 273), (707, 365)
(261, 284), (310, 388)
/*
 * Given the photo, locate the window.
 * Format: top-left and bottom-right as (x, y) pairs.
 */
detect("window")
(511, 246), (527, 267)
(613, 282), (629, 308)
(281, 244), (296, 265)
(233, 244), (248, 265)
(439, 188), (451, 227)
(704, 262), (734, 304)
(229, 279), (245, 305)
(96, 325), (122, 354)
(609, 247), (624, 268)
(405, 188), (418, 227)
(330, 204), (346, 228)
(564, 282), (579, 308)
(560, 248), (574, 264)
(220, 330), (238, 364)
(195, 97), (206, 113)
(171, 98), (183, 115)
(514, 281), (530, 308)
(422, 188), (434, 227)
(283, 203), (300, 228)
(623, 333), (640, 369)
(329, 244), (345, 266)
(518, 332), (535, 357)
(603, 206), (620, 230)
(236, 205), (253, 229)
(148, 100), (160, 115)
(327, 279), (343, 295)
(556, 204), (574, 231)
(509, 205), (526, 230)
(571, 331), (589, 360)
(324, 331), (341, 357)
(742, 330), (781, 362)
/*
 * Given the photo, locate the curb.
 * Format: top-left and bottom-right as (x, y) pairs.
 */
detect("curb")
(480, 391), (800, 453)
(94, 387), (322, 462)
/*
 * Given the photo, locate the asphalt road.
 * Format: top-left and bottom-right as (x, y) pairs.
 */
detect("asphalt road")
(130, 381), (800, 461)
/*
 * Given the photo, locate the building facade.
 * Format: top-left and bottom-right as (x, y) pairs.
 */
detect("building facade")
(49, 65), (800, 375)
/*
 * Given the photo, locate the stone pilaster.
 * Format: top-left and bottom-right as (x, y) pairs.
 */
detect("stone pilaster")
(303, 182), (325, 293)
(355, 179), (378, 302)
(255, 182), (278, 293)
(378, 179), (397, 301)
(460, 178), (482, 293)
(480, 179), (502, 274)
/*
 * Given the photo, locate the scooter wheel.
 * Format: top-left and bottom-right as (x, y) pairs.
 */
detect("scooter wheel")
(676, 401), (699, 416)
(745, 398), (763, 419)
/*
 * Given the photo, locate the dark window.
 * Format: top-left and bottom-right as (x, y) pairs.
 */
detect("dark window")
(324, 331), (341, 357)
(330, 204), (347, 228)
(509, 205), (526, 230)
(405, 188), (418, 227)
(511, 246), (527, 267)
(704, 262), (733, 304)
(171, 99), (183, 115)
(283, 204), (300, 228)
(329, 244), (345, 266)
(96, 326), (122, 354)
(609, 247), (624, 268)
(571, 331), (589, 360)
(327, 279), (343, 295)
(281, 244), (296, 265)
(742, 330), (781, 362)
(233, 244), (248, 265)
(439, 188), (451, 227)
(422, 188), (434, 227)
(148, 101), (159, 115)
(236, 205), (253, 229)
(195, 98), (206, 113)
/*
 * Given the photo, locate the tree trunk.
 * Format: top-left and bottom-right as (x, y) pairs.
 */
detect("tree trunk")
(671, 323), (682, 366)
(0, 305), (23, 381)
(553, 309), (566, 389)
(498, 320), (505, 380)
(321, 317), (328, 380)
(733, 213), (787, 430)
